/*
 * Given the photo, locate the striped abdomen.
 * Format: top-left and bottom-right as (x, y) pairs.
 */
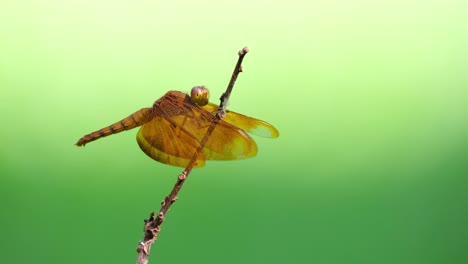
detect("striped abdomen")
(76, 107), (153, 146)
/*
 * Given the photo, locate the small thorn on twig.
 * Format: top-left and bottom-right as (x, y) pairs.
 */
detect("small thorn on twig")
(158, 212), (165, 222)
(137, 241), (147, 254)
(178, 171), (187, 180)
(172, 196), (178, 203)
(144, 212), (155, 223)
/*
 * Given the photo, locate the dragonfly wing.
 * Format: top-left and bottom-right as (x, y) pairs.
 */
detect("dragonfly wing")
(203, 120), (258, 160)
(136, 115), (206, 168)
(202, 103), (279, 138)
(168, 112), (259, 161)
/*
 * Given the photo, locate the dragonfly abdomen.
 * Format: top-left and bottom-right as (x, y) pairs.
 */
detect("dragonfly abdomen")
(76, 107), (153, 146)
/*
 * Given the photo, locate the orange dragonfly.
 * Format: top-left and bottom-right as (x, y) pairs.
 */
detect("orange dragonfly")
(76, 86), (279, 168)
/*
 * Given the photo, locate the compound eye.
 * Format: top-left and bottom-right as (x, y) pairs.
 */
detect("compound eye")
(190, 86), (210, 106)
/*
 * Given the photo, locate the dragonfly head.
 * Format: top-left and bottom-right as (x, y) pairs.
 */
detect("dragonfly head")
(190, 86), (210, 106)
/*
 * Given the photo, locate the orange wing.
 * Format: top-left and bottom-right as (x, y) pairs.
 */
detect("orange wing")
(137, 93), (258, 168)
(137, 115), (207, 168)
(202, 103), (279, 138)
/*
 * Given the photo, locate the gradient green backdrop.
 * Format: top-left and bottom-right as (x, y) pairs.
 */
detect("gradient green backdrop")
(1, 0), (467, 263)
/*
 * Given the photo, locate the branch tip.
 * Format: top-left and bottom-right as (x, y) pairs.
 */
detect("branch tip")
(239, 46), (249, 55)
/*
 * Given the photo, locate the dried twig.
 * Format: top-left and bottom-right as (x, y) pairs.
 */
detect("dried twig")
(136, 47), (250, 264)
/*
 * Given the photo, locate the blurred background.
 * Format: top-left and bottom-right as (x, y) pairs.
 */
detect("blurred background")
(1, 0), (467, 263)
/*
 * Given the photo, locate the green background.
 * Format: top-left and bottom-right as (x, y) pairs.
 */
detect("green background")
(1, 0), (467, 263)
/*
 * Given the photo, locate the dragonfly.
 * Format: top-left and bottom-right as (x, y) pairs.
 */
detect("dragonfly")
(76, 86), (279, 168)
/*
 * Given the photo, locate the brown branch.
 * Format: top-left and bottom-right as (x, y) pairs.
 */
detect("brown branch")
(136, 47), (250, 264)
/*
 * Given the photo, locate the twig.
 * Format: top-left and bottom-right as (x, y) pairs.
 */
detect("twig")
(136, 47), (250, 264)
